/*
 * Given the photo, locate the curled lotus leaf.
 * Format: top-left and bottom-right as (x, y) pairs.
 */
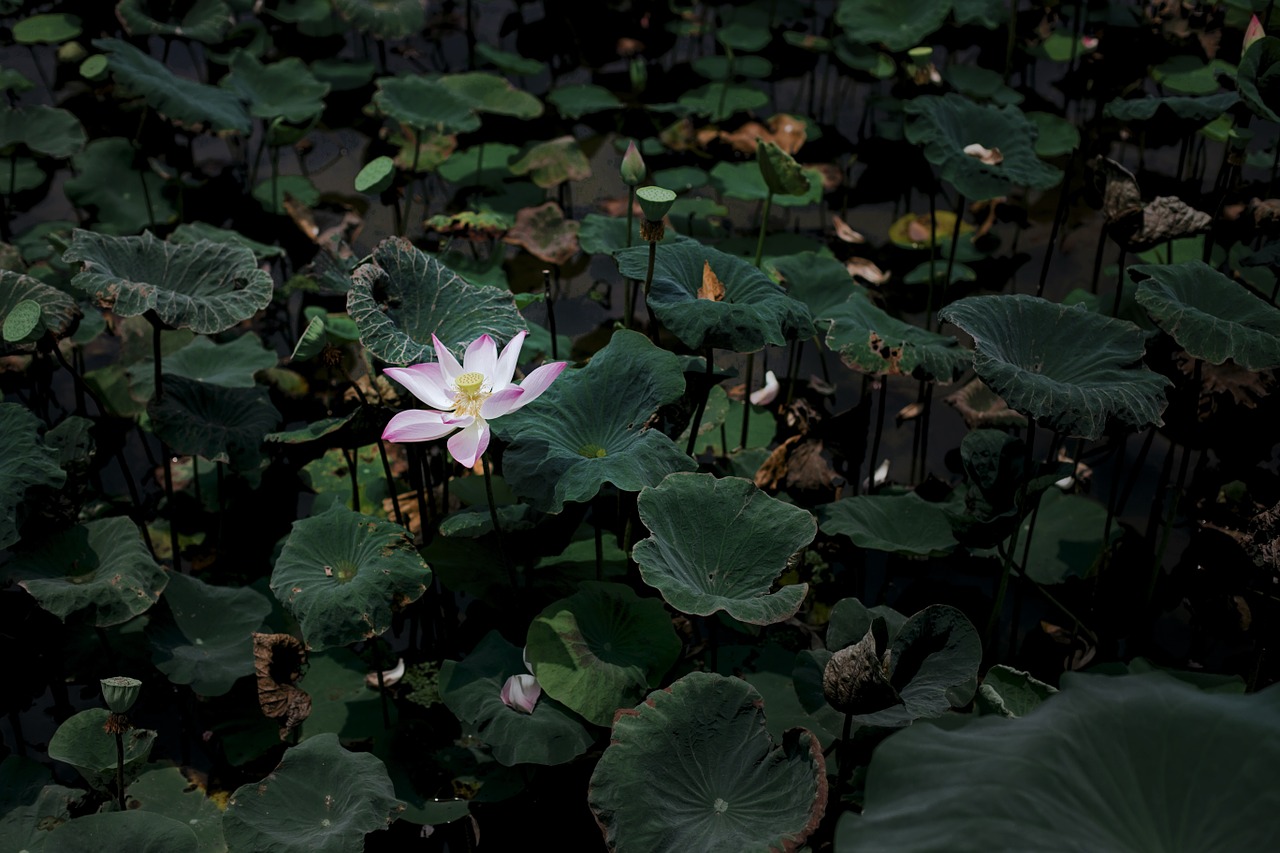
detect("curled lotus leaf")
(1103, 91), (1239, 124)
(93, 38), (251, 133)
(589, 672), (828, 853)
(48, 709), (157, 792)
(1238, 35), (1280, 123)
(439, 71), (544, 120)
(373, 74), (478, 133)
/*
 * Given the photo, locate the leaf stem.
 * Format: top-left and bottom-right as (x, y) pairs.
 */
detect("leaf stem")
(686, 347), (716, 457)
(483, 453), (517, 591)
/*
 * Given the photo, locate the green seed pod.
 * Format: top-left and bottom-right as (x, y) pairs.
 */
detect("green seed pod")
(100, 676), (142, 714)
(636, 185), (676, 222)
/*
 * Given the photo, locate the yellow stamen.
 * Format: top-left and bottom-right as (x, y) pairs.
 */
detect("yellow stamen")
(452, 371), (490, 418)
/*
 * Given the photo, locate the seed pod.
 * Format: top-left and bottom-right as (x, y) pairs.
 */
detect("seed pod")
(822, 622), (903, 716)
(100, 676), (142, 715)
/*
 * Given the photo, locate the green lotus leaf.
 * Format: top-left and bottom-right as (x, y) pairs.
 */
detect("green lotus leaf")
(633, 473), (815, 624)
(116, 0), (232, 43)
(1103, 91), (1240, 124)
(1152, 54), (1236, 96)
(677, 82), (770, 121)
(497, 330), (696, 513)
(824, 290), (970, 381)
(252, 174), (320, 214)
(837, 672), (1280, 851)
(902, 259), (976, 286)
(270, 503), (429, 650)
(129, 335), (276, 401)
(525, 581), (681, 726)
(220, 51), (329, 123)
(546, 83), (623, 118)
(169, 222), (285, 260)
(148, 571), (271, 696)
(93, 39), (251, 134)
(836, 0), (950, 51)
(974, 665), (1057, 718)
(615, 236), (813, 352)
(0, 156), (44, 194)
(310, 57), (375, 92)
(0, 755), (84, 852)
(439, 631), (595, 766)
(1026, 110), (1080, 157)
(0, 66), (34, 93)
(825, 597), (908, 652)
(1239, 36), (1280, 122)
(346, 236), (525, 365)
(693, 54), (773, 80)
(938, 294), (1171, 439)
(42, 811), (197, 853)
(439, 71), (544, 119)
(817, 492), (959, 556)
(0, 105), (86, 158)
(149, 377), (280, 471)
(5, 517), (165, 625)
(333, 0), (424, 39)
(126, 767), (227, 853)
(510, 136), (592, 188)
(48, 709), (157, 791)
(757, 140), (810, 197)
(435, 142), (519, 186)
(943, 64), (1022, 105)
(374, 74), (479, 133)
(577, 213), (647, 255)
(297, 648), (399, 742)
(301, 444), (395, 516)
(65, 230), (273, 334)
(709, 160), (823, 206)
(770, 251), (859, 324)
(1000, 489), (1120, 585)
(475, 41), (543, 75)
(223, 733), (404, 852)
(831, 36), (896, 77)
(0, 270), (78, 347)
(652, 165), (709, 193)
(589, 672), (827, 853)
(1129, 260), (1280, 369)
(65, 138), (177, 234)
(905, 94), (1062, 199)
(13, 13), (81, 44)
(730, 643), (846, 745)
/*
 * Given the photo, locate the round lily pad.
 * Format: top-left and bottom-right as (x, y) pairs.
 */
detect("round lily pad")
(525, 582), (681, 726)
(48, 709), (157, 792)
(13, 13), (81, 44)
(439, 71), (544, 120)
(589, 672), (827, 852)
(939, 294), (1172, 439)
(270, 503), (430, 650)
(5, 517), (166, 626)
(223, 733), (404, 852)
(65, 138), (177, 234)
(374, 74), (478, 132)
(42, 811), (197, 853)
(149, 377), (281, 471)
(346, 236), (526, 365)
(497, 330), (696, 514)
(439, 631), (595, 766)
(510, 136), (592, 189)
(818, 493), (959, 556)
(633, 473), (815, 625)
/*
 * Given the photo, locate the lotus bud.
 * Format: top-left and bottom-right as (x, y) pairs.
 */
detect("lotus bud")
(636, 185), (676, 222)
(501, 673), (541, 714)
(101, 676), (142, 715)
(621, 140), (646, 187)
(822, 623), (903, 716)
(1245, 15), (1265, 53)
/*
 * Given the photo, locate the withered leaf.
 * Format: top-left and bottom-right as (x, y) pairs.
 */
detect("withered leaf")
(253, 632), (312, 740)
(1090, 156), (1211, 252)
(822, 625), (902, 716)
(943, 377), (1028, 429)
(698, 260), (726, 301)
(846, 257), (890, 285)
(503, 201), (580, 265)
(831, 214), (866, 243)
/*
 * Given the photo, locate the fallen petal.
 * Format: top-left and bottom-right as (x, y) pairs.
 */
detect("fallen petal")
(963, 143), (1004, 166)
(749, 370), (780, 406)
(365, 658), (406, 688)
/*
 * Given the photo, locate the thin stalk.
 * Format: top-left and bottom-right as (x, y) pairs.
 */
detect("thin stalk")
(941, 193), (966, 311)
(344, 446), (361, 510)
(1004, 0), (1018, 84)
(400, 128), (423, 237)
(926, 191), (938, 331)
(543, 269), (558, 359)
(1036, 155), (1075, 298)
(1110, 249), (1127, 317)
(785, 339), (801, 406)
(917, 383), (934, 484)
(753, 191), (774, 269)
(114, 730), (126, 810)
(483, 454), (517, 591)
(624, 187), (637, 329)
(1090, 223), (1108, 295)
(375, 666), (391, 729)
(686, 347), (716, 456)
(739, 352), (754, 449)
(148, 314), (180, 569)
(377, 440), (406, 527)
(643, 236), (660, 343)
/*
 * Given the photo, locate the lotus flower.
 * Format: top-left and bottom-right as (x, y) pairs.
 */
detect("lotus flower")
(382, 331), (567, 467)
(500, 673), (541, 714)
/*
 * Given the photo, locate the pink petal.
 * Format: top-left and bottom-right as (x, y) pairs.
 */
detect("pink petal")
(500, 673), (541, 714)
(382, 410), (463, 443)
(447, 419), (489, 467)
(493, 330), (528, 390)
(480, 387), (524, 419)
(383, 364), (455, 410)
(509, 361), (568, 411)
(463, 334), (498, 382)
(432, 334), (464, 385)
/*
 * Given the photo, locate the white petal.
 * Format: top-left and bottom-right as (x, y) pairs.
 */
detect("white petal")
(480, 387), (524, 419)
(382, 410), (464, 443)
(749, 370), (780, 406)
(508, 361), (568, 411)
(383, 364), (455, 410)
(432, 334), (464, 385)
(493, 330), (527, 391)
(447, 419), (490, 467)
(463, 334), (498, 383)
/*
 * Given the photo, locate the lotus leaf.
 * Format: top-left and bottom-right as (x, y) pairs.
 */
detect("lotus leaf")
(975, 665), (1057, 718)
(0, 756), (83, 852)
(510, 136), (591, 188)
(94, 39), (251, 133)
(1026, 110), (1080, 157)
(709, 160), (823, 206)
(149, 571), (271, 696)
(439, 71), (544, 119)
(633, 473), (815, 624)
(252, 174), (320, 214)
(129, 335), (277, 400)
(836, 0), (950, 51)
(333, 0), (424, 39)
(677, 82), (770, 121)
(223, 733), (403, 852)
(942, 65), (1022, 105)
(902, 259), (976, 285)
(5, 517), (165, 625)
(475, 41), (543, 75)
(297, 648), (398, 742)
(0, 157), (44, 194)
(1001, 489), (1121, 584)
(42, 811), (198, 853)
(938, 294), (1171, 439)
(48, 709), (157, 791)
(13, 13), (81, 44)
(825, 290), (970, 381)
(525, 581), (681, 726)
(757, 139), (810, 196)
(0, 270), (78, 348)
(346, 236), (525, 364)
(1103, 92), (1240, 124)
(116, 0), (232, 43)
(270, 503), (429, 650)
(149, 378), (280, 470)
(0, 105), (85, 158)
(169, 222), (285, 259)
(770, 251), (859, 321)
(126, 767), (227, 853)
(440, 631), (595, 766)
(818, 492), (959, 556)
(1152, 54), (1237, 96)
(589, 672), (827, 853)
(373, 74), (479, 133)
(65, 138), (177, 234)
(838, 672), (1280, 851)
(825, 597), (908, 652)
(547, 83), (624, 118)
(436, 142), (520, 186)
(1129, 260), (1280, 369)
(693, 54), (773, 80)
(615, 236), (813, 351)
(221, 51), (330, 123)
(1239, 36), (1280, 122)
(497, 330), (695, 513)
(731, 643), (847, 745)
(577, 213), (646, 255)
(503, 201), (580, 265)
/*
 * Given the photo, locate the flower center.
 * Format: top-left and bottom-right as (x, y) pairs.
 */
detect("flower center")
(456, 372), (484, 393)
(453, 371), (491, 417)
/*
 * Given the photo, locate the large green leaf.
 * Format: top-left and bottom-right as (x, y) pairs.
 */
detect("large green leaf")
(1238, 35), (1280, 122)
(439, 72), (543, 119)
(633, 473), (815, 624)
(525, 581), (681, 726)
(220, 50), (330, 123)
(0, 756), (83, 852)
(297, 648), (398, 742)
(64, 139), (177, 234)
(270, 503), (430, 650)
(1129, 260), (1280, 369)
(373, 74), (478, 132)
(333, 0), (424, 39)
(94, 39), (252, 133)
(818, 493), (959, 556)
(5, 517), (166, 625)
(825, 290), (970, 381)
(346, 236), (525, 365)
(708, 160), (824, 207)
(546, 83), (623, 118)
(510, 136), (592, 188)
(163, 334), (277, 388)
(126, 767), (226, 853)
(904, 94), (1062, 200)
(0, 104), (85, 158)
(0, 403), (66, 549)
(589, 672), (827, 852)
(836, 0), (951, 51)
(1004, 489), (1120, 585)
(149, 377), (280, 471)
(149, 571), (271, 696)
(65, 230), (274, 334)
(115, 0), (232, 43)
(497, 330), (696, 513)
(939, 294), (1171, 439)
(615, 236), (813, 352)
(439, 631), (595, 766)
(837, 673), (1280, 851)
(1103, 92), (1240, 123)
(48, 709), (157, 791)
(42, 811), (197, 853)
(223, 733), (404, 852)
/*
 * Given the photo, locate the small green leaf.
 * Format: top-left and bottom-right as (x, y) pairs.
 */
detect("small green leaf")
(48, 709), (156, 792)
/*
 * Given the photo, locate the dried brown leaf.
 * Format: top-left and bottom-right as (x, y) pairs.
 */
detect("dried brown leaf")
(252, 632), (311, 740)
(831, 214), (865, 244)
(698, 260), (726, 301)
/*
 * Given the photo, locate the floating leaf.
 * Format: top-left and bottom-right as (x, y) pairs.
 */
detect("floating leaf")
(48, 709), (156, 791)
(633, 473), (815, 624)
(252, 174), (320, 214)
(270, 503), (429, 650)
(677, 82), (770, 121)
(94, 39), (251, 134)
(1026, 110), (1080, 157)
(589, 672), (827, 852)
(439, 72), (543, 120)
(939, 294), (1171, 439)
(525, 581), (681, 726)
(1152, 55), (1237, 96)
(223, 733), (404, 852)
(818, 492), (959, 556)
(0, 105), (86, 158)
(149, 377), (280, 471)
(333, 0), (425, 39)
(546, 83), (623, 118)
(373, 74), (479, 133)
(126, 767), (227, 853)
(510, 136), (591, 189)
(1103, 92), (1240, 124)
(0, 756), (84, 851)
(13, 13), (81, 44)
(346, 236), (525, 365)
(498, 330), (695, 513)
(221, 50), (330, 123)
(1005, 490), (1119, 584)
(709, 160), (823, 206)
(42, 811), (197, 853)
